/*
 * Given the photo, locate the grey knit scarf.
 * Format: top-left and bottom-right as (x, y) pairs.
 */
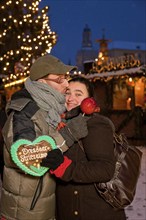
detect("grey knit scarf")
(24, 77), (66, 128)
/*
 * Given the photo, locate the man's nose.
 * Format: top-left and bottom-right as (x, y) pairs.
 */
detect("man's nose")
(64, 80), (69, 87)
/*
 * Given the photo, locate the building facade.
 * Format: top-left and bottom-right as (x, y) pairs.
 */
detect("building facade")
(76, 26), (146, 73)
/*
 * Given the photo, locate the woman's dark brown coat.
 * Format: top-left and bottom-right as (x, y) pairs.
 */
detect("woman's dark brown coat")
(56, 114), (126, 220)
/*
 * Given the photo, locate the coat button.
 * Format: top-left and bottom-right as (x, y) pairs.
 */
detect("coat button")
(74, 190), (78, 195)
(74, 211), (78, 215)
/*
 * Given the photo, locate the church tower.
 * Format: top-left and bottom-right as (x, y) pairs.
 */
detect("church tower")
(82, 24), (92, 48)
(76, 25), (97, 72)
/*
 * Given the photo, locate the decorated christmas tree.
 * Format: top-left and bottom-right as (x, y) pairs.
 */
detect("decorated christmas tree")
(0, 0), (57, 88)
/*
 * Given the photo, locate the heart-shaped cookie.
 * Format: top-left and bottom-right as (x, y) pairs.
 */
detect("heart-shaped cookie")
(10, 135), (57, 176)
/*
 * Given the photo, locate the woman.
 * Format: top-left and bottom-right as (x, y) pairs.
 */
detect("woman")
(43, 77), (126, 220)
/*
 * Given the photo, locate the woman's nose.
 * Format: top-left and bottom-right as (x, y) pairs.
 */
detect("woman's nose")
(67, 94), (75, 101)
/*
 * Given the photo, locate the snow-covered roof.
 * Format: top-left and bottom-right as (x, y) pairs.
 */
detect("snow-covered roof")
(85, 66), (144, 79)
(109, 41), (146, 51)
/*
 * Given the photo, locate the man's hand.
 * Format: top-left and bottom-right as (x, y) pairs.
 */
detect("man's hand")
(41, 149), (64, 170)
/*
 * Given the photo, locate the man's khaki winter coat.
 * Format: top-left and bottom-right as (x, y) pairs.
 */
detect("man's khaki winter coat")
(1, 89), (67, 220)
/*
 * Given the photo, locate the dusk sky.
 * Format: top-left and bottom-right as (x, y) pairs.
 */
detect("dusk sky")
(40, 0), (146, 65)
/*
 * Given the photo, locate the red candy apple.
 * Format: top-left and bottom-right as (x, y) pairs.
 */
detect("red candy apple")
(80, 97), (100, 115)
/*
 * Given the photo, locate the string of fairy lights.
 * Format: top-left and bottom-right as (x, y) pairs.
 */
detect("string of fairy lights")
(0, 0), (57, 88)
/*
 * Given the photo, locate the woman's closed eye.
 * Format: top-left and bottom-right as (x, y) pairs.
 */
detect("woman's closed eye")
(75, 92), (83, 97)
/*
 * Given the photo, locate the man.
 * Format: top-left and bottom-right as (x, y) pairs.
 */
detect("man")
(0, 55), (88, 220)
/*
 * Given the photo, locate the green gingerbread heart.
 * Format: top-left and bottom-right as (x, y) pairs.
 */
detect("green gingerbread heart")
(10, 135), (57, 176)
